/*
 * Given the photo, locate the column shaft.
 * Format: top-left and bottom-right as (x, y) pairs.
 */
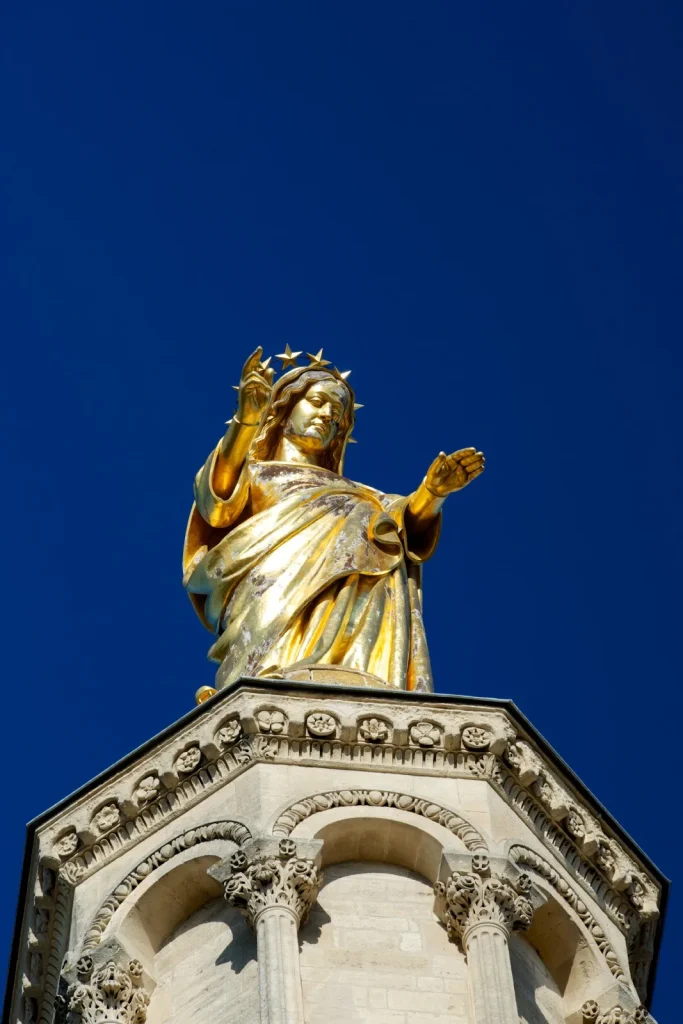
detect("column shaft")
(256, 906), (305, 1024)
(464, 922), (519, 1024)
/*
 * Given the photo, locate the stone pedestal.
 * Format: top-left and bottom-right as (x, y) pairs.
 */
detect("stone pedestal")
(3, 679), (666, 1024)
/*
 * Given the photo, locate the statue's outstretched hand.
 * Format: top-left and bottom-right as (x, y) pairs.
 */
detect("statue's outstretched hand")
(237, 347), (274, 425)
(425, 448), (485, 496)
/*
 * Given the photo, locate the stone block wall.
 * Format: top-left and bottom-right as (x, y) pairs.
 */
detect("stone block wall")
(300, 863), (469, 1023)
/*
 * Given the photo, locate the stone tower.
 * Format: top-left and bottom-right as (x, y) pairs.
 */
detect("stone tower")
(3, 677), (666, 1024)
(4, 348), (667, 1023)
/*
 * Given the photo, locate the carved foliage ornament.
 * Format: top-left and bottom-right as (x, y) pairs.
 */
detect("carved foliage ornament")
(44, 698), (659, 937)
(175, 746), (201, 773)
(504, 741), (658, 917)
(132, 777), (160, 805)
(582, 1002), (648, 1024)
(256, 709), (286, 734)
(272, 788), (488, 852)
(409, 721), (441, 747)
(224, 839), (322, 927)
(216, 719), (242, 746)
(436, 863), (533, 945)
(68, 961), (148, 1024)
(92, 805), (120, 834)
(54, 832), (79, 860)
(358, 717), (389, 743)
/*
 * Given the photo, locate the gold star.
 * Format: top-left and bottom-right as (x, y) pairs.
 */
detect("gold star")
(353, 403), (364, 411)
(347, 436), (358, 444)
(338, 370), (352, 380)
(275, 344), (302, 369)
(259, 356), (272, 372)
(306, 348), (331, 367)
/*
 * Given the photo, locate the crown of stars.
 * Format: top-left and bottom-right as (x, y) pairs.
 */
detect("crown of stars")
(236, 347), (362, 445)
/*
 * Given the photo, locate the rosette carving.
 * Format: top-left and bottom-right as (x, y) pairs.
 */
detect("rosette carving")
(224, 838), (322, 927)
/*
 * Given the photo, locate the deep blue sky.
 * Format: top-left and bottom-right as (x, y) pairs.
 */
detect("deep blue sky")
(1, 1), (681, 1015)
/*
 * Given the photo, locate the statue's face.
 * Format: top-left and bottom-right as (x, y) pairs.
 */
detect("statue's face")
(285, 379), (348, 452)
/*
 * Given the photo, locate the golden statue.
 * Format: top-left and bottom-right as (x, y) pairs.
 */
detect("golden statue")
(183, 347), (484, 697)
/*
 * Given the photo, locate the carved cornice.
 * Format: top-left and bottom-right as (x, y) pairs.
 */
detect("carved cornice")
(14, 689), (662, 1024)
(223, 838), (322, 927)
(35, 694), (659, 932)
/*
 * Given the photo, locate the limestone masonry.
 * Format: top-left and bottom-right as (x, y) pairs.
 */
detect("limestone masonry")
(3, 679), (666, 1024)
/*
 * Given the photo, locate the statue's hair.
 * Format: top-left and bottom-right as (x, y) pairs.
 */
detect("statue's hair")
(252, 367), (354, 473)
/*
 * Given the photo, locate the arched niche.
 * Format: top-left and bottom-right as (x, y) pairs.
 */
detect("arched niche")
(93, 838), (236, 972)
(291, 804), (465, 882)
(92, 839), (258, 1024)
(506, 844), (628, 1015)
(292, 809), (473, 1022)
(300, 860), (470, 1023)
(522, 887), (607, 1017)
(112, 852), (222, 967)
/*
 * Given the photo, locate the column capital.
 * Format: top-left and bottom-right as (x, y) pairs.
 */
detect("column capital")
(66, 959), (150, 1024)
(222, 836), (323, 928)
(582, 1001), (649, 1024)
(434, 853), (537, 947)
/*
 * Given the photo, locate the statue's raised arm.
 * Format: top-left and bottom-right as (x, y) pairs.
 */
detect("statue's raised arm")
(183, 348), (485, 699)
(213, 347), (274, 499)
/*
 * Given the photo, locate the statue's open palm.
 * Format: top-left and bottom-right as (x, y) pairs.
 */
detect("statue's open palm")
(237, 347), (274, 424)
(425, 448), (485, 496)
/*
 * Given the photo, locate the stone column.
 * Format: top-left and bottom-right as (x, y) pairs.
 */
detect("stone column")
(223, 836), (323, 1024)
(435, 854), (536, 1024)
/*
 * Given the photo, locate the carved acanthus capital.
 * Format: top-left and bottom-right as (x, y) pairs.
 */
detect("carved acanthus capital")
(223, 836), (323, 928)
(435, 855), (535, 946)
(67, 960), (149, 1024)
(582, 1002), (649, 1024)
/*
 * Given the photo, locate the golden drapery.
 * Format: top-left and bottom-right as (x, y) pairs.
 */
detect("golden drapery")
(183, 448), (440, 691)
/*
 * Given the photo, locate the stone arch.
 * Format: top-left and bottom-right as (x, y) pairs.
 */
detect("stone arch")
(271, 788), (489, 854)
(293, 806), (461, 885)
(80, 820), (251, 956)
(77, 822), (258, 1024)
(508, 843), (625, 1013)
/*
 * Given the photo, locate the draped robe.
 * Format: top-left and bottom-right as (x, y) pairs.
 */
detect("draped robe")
(183, 450), (440, 691)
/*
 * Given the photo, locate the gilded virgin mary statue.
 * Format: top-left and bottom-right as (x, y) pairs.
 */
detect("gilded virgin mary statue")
(183, 347), (484, 695)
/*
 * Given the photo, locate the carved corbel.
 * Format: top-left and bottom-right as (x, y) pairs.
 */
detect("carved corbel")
(504, 739), (545, 786)
(65, 959), (149, 1024)
(581, 1000), (650, 1023)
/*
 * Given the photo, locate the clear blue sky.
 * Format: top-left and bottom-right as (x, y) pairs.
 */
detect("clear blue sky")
(1, 1), (680, 1015)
